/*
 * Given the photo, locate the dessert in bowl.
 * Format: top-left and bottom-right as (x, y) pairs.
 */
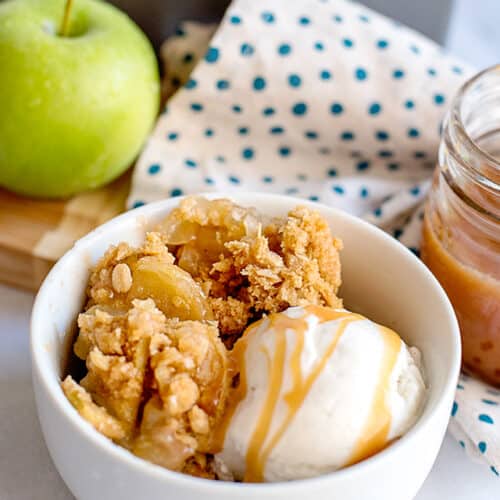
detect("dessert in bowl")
(31, 193), (460, 500)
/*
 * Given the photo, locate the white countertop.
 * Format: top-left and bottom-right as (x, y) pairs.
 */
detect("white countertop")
(1, 283), (498, 499)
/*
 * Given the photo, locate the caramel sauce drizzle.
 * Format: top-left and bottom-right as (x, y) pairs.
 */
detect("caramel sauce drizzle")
(218, 306), (402, 482)
(345, 325), (401, 466)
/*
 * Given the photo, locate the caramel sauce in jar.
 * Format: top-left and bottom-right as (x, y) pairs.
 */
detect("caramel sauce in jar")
(421, 66), (500, 385)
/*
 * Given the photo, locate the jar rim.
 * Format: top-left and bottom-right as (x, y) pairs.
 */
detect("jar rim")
(449, 64), (500, 191)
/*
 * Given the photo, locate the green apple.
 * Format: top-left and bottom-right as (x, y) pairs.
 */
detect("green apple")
(0, 0), (160, 198)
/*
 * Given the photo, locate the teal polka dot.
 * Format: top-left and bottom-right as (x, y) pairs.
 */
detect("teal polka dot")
(314, 41), (324, 51)
(230, 15), (241, 24)
(253, 76), (266, 91)
(393, 228), (403, 238)
(377, 39), (389, 49)
(452, 66), (463, 75)
(285, 187), (299, 195)
(305, 130), (318, 139)
(368, 102), (382, 115)
(320, 69), (332, 80)
(309, 195), (319, 201)
(205, 177), (214, 185)
(175, 26), (185, 36)
(261, 11), (275, 23)
(378, 150), (393, 158)
(190, 103), (203, 112)
(482, 399), (499, 406)
(216, 155), (225, 163)
(330, 102), (344, 115)
(355, 68), (368, 80)
(185, 79), (197, 89)
(388, 162), (400, 170)
(341, 131), (355, 141)
(288, 74), (302, 87)
(427, 68), (437, 76)
(148, 164), (161, 175)
(132, 200), (145, 208)
(232, 104), (243, 113)
(297, 173), (307, 181)
(405, 99), (415, 109)
(170, 188), (183, 197)
(269, 126), (284, 135)
(414, 151), (426, 158)
(240, 43), (254, 56)
(410, 44), (420, 54)
(183, 52), (193, 63)
(342, 38), (354, 48)
(327, 168), (337, 177)
(229, 175), (240, 184)
(359, 14), (370, 22)
(292, 102), (307, 115)
(205, 47), (219, 63)
(242, 147), (254, 159)
(216, 79), (230, 90)
(333, 14), (342, 22)
(478, 442), (487, 454)
(332, 185), (345, 194)
(360, 187), (369, 198)
(185, 158), (197, 168)
(373, 207), (382, 217)
(238, 126), (249, 135)
(167, 132), (178, 140)
(279, 146), (291, 156)
(408, 128), (420, 138)
(204, 128), (214, 137)
(451, 401), (458, 417)
(278, 43), (291, 55)
(457, 384), (465, 390)
(434, 93), (445, 105)
(357, 160), (370, 171)
(491, 467), (499, 476)
(376, 130), (390, 141)
(459, 440), (465, 449)
(393, 69), (405, 79)
(479, 414), (494, 424)
(262, 107), (275, 116)
(299, 16), (311, 25)
(263, 176), (274, 183)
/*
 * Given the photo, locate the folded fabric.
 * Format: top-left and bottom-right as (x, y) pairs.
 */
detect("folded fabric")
(128, 0), (498, 476)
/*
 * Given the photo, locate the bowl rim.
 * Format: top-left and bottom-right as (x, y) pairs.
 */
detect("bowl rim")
(30, 192), (461, 491)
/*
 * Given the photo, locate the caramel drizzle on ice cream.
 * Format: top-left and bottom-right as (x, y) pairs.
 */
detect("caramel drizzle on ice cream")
(345, 324), (401, 466)
(246, 308), (357, 482)
(219, 306), (402, 482)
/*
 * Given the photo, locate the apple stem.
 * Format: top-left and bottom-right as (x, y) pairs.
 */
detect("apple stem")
(59, 0), (74, 37)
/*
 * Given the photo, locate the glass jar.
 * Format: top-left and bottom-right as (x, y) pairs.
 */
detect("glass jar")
(421, 65), (500, 385)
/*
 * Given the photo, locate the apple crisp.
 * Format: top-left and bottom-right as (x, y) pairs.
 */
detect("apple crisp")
(62, 197), (343, 478)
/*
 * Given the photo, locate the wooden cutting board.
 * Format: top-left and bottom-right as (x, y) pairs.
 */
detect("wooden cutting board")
(0, 171), (131, 292)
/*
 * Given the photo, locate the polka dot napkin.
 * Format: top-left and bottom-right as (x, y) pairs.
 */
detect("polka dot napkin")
(128, 0), (498, 476)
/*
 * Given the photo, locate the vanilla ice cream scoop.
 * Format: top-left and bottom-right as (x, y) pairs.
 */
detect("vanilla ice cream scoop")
(216, 305), (426, 483)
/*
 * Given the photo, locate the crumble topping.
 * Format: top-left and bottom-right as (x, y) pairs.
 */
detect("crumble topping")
(62, 197), (343, 478)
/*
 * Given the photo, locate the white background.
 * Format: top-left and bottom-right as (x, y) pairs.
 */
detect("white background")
(1, 0), (500, 498)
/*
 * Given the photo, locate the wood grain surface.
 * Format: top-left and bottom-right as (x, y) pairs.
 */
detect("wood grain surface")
(0, 171), (131, 291)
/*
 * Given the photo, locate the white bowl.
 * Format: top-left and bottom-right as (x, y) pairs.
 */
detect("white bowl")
(31, 193), (460, 500)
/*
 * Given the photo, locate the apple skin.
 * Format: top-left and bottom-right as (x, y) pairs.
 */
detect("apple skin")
(0, 0), (160, 198)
